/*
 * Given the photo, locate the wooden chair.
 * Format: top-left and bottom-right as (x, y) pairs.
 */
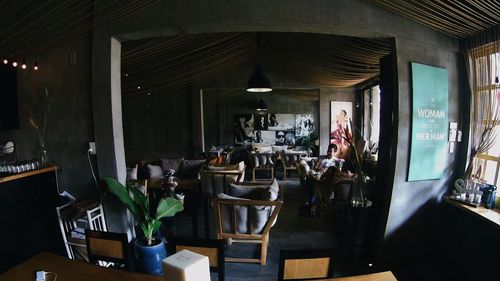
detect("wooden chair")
(314, 167), (354, 224)
(280, 151), (308, 179)
(277, 249), (335, 280)
(249, 151), (276, 180)
(85, 229), (131, 269)
(168, 237), (225, 281)
(213, 182), (283, 265)
(199, 166), (245, 238)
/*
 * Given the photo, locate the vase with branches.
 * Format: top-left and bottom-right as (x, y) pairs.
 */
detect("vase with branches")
(28, 85), (53, 166)
(342, 119), (372, 208)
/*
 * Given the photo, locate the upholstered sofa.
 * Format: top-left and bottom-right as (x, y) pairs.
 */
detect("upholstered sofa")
(126, 157), (206, 192)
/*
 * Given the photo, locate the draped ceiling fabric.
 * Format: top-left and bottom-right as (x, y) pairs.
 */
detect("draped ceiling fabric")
(121, 32), (392, 97)
(370, 0), (500, 38)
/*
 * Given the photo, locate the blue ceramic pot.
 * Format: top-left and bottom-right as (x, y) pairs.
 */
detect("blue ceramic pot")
(134, 237), (167, 276)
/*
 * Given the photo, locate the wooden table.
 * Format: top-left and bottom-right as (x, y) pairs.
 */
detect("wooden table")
(320, 271), (397, 281)
(0, 252), (163, 281)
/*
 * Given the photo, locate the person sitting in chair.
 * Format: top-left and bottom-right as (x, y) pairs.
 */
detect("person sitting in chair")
(314, 144), (341, 172)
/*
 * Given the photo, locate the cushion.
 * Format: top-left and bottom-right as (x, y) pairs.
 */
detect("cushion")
(146, 164), (163, 180)
(126, 164), (138, 180)
(260, 178), (280, 201)
(207, 156), (226, 165)
(200, 171), (242, 195)
(271, 145), (288, 152)
(161, 158), (184, 174)
(255, 146), (272, 153)
(228, 183), (266, 199)
(178, 159), (205, 179)
(217, 193), (249, 233)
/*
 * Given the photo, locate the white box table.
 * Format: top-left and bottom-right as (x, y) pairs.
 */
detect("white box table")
(162, 249), (210, 281)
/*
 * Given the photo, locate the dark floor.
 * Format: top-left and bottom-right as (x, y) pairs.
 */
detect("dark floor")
(173, 177), (370, 281)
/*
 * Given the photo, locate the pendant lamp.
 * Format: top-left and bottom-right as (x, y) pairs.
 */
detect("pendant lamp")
(256, 98), (268, 111)
(247, 65), (272, 92)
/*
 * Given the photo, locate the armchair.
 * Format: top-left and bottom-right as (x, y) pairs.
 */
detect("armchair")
(279, 150), (308, 179)
(249, 151), (276, 180)
(213, 179), (283, 265)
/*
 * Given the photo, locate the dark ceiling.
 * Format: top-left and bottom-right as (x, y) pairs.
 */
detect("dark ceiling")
(121, 32), (392, 96)
(1, 0), (499, 95)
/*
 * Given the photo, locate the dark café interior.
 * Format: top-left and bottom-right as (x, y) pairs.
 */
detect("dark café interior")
(1, 1), (499, 281)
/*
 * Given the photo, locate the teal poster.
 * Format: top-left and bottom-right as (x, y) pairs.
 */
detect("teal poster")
(408, 63), (448, 181)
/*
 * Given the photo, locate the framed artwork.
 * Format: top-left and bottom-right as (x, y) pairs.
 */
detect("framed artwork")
(296, 113), (315, 137)
(408, 62), (448, 181)
(268, 113), (295, 131)
(275, 131), (286, 145)
(233, 114), (254, 142)
(254, 114), (269, 130)
(330, 101), (353, 145)
(259, 130), (276, 144)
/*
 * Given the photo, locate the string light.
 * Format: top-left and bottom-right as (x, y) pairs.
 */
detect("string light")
(21, 59), (27, 69)
(3, 59), (8, 64)
(34, 61), (39, 70)
(12, 61), (17, 67)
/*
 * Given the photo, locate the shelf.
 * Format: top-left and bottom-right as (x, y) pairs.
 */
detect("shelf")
(0, 166), (58, 184)
(444, 196), (500, 229)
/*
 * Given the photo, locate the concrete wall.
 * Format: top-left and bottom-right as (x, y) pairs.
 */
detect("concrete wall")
(0, 37), (96, 200)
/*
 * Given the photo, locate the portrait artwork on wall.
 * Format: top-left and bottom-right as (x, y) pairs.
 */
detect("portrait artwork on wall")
(275, 131), (286, 145)
(295, 114), (315, 137)
(254, 113), (269, 131)
(268, 113), (295, 131)
(330, 101), (353, 159)
(233, 114), (254, 143)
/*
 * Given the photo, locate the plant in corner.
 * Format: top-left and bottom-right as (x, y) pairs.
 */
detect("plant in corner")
(104, 177), (183, 275)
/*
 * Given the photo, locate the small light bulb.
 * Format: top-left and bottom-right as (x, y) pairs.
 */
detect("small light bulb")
(147, 92), (151, 96)
(3, 59), (8, 64)
(21, 63), (27, 69)
(125, 73), (129, 77)
(137, 86), (141, 90)
(34, 65), (38, 70)
(12, 61), (17, 67)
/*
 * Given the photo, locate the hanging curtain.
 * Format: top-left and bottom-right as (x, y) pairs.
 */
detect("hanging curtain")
(462, 26), (500, 179)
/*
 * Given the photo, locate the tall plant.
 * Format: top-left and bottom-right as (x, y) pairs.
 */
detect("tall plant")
(104, 177), (183, 245)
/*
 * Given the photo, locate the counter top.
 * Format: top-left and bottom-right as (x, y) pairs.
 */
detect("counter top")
(444, 196), (500, 228)
(0, 166), (57, 184)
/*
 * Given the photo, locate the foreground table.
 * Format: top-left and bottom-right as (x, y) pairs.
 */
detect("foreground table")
(0, 252), (162, 281)
(321, 271), (397, 281)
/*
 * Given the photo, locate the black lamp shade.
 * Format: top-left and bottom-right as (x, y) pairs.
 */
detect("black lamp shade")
(247, 66), (272, 92)
(256, 98), (268, 111)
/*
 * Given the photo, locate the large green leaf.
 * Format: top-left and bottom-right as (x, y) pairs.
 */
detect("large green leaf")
(128, 184), (148, 217)
(156, 197), (183, 219)
(104, 177), (140, 219)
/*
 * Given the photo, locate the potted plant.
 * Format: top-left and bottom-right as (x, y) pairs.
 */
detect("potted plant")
(104, 177), (183, 275)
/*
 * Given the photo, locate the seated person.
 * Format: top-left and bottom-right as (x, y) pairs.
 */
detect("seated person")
(313, 144), (342, 172)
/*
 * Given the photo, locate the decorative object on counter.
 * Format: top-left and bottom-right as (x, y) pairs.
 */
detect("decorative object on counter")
(0, 141), (17, 165)
(0, 159), (41, 174)
(104, 177), (183, 276)
(451, 178), (483, 207)
(29, 85), (53, 167)
(480, 183), (497, 209)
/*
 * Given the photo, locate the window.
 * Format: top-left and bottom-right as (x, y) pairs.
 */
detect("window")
(470, 45), (499, 187)
(362, 85), (380, 158)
